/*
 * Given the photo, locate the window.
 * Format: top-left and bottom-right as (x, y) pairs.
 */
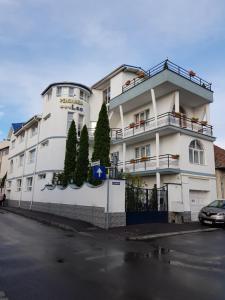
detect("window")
(135, 147), (140, 159)
(19, 132), (25, 143)
(135, 144), (151, 159)
(9, 160), (13, 173)
(134, 109), (150, 125)
(46, 88), (52, 101)
(26, 177), (33, 191)
(80, 89), (88, 101)
(103, 86), (110, 104)
(18, 153), (24, 167)
(7, 180), (12, 189)
(28, 149), (36, 164)
(56, 86), (62, 97)
(41, 140), (49, 147)
(111, 152), (119, 164)
(30, 124), (38, 137)
(69, 87), (74, 97)
(189, 140), (204, 165)
(78, 114), (84, 136)
(11, 140), (15, 149)
(38, 173), (46, 180)
(17, 179), (22, 191)
(67, 112), (74, 131)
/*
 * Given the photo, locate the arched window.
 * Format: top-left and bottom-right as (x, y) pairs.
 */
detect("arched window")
(189, 140), (204, 165)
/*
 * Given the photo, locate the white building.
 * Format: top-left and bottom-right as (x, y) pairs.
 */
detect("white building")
(0, 139), (9, 195)
(6, 60), (217, 223)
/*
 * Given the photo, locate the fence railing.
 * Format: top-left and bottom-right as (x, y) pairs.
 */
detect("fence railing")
(126, 183), (168, 212)
(87, 128), (122, 140)
(117, 154), (179, 173)
(124, 112), (213, 137)
(122, 59), (212, 93)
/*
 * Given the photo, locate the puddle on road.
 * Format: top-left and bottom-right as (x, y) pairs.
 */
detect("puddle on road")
(56, 257), (65, 263)
(124, 245), (225, 273)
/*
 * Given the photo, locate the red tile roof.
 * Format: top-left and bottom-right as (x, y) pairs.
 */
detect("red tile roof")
(214, 145), (225, 169)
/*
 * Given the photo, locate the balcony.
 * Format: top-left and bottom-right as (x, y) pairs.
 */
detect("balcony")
(122, 59), (212, 93)
(117, 154), (180, 175)
(87, 128), (122, 141)
(122, 112), (213, 141)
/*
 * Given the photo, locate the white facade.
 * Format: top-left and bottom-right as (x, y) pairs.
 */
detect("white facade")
(6, 62), (217, 222)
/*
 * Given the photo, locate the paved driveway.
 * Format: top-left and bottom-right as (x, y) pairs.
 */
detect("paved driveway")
(0, 210), (225, 300)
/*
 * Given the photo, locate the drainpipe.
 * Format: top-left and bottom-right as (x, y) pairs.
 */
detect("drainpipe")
(151, 88), (161, 210)
(119, 105), (126, 172)
(29, 118), (41, 210)
(19, 127), (29, 208)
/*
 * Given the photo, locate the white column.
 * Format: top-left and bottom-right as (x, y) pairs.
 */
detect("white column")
(122, 142), (126, 172)
(109, 110), (114, 121)
(174, 91), (179, 112)
(151, 88), (161, 209)
(205, 104), (210, 123)
(119, 105), (124, 138)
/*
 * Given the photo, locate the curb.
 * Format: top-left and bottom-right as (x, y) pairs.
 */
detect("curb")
(127, 228), (220, 241)
(2, 208), (77, 233)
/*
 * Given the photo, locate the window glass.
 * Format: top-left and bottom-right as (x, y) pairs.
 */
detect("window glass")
(145, 109), (150, 120)
(69, 87), (74, 97)
(146, 145), (151, 157)
(17, 179), (22, 191)
(26, 177), (33, 191)
(67, 112), (74, 131)
(56, 87), (62, 97)
(189, 149), (193, 163)
(189, 140), (204, 165)
(19, 154), (24, 167)
(141, 147), (145, 157)
(28, 149), (36, 164)
(103, 86), (110, 104)
(135, 148), (140, 159)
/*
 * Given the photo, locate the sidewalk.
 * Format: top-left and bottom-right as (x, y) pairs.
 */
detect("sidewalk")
(1, 206), (215, 240)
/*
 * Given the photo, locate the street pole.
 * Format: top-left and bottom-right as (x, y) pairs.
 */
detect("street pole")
(106, 175), (110, 230)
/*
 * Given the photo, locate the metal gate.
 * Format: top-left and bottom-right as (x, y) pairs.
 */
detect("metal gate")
(126, 184), (168, 225)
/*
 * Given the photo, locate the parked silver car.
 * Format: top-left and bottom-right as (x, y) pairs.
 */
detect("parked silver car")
(198, 200), (225, 225)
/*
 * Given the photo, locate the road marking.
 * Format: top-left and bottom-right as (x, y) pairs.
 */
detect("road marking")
(128, 228), (220, 241)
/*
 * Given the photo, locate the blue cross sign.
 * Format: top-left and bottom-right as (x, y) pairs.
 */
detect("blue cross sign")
(93, 166), (106, 180)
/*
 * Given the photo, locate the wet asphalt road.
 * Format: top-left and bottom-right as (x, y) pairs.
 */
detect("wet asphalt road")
(0, 211), (225, 300)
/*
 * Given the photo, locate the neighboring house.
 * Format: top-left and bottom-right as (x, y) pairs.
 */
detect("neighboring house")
(214, 145), (225, 199)
(0, 139), (10, 194)
(6, 59), (217, 222)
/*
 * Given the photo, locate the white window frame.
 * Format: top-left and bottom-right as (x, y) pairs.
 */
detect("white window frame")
(30, 125), (38, 138)
(56, 86), (62, 97)
(11, 140), (15, 149)
(69, 87), (74, 97)
(67, 112), (74, 131)
(9, 160), (13, 173)
(17, 179), (22, 191)
(189, 140), (204, 165)
(103, 86), (111, 104)
(18, 153), (24, 167)
(135, 144), (151, 159)
(134, 109), (150, 125)
(28, 149), (36, 164)
(19, 132), (25, 143)
(26, 177), (33, 191)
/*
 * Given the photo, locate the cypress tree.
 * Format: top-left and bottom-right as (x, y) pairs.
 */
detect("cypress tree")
(75, 125), (89, 186)
(92, 102), (110, 166)
(64, 120), (77, 184)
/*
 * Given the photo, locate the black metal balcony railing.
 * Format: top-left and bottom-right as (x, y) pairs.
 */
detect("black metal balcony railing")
(124, 112), (213, 138)
(122, 59), (212, 93)
(117, 154), (179, 173)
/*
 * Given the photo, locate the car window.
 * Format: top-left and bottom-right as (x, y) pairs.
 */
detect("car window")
(208, 200), (225, 208)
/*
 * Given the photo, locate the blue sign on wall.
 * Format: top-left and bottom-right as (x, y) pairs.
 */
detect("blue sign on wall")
(93, 166), (106, 180)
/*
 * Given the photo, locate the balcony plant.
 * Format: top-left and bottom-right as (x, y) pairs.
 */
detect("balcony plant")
(140, 156), (148, 162)
(172, 111), (182, 118)
(200, 120), (208, 126)
(191, 117), (199, 123)
(137, 71), (145, 79)
(139, 119), (145, 125)
(129, 122), (136, 129)
(125, 80), (131, 86)
(130, 159), (136, 164)
(171, 154), (179, 159)
(188, 70), (196, 77)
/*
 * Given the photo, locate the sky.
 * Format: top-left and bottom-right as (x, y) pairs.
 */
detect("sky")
(0, 0), (225, 147)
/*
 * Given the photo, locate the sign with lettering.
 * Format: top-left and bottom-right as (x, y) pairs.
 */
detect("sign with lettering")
(60, 98), (83, 105)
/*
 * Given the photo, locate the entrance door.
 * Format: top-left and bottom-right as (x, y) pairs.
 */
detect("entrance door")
(189, 190), (209, 221)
